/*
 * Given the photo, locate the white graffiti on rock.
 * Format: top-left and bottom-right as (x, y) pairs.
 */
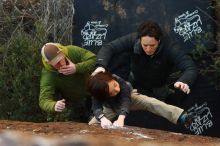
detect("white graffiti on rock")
(81, 21), (108, 47)
(174, 10), (203, 42)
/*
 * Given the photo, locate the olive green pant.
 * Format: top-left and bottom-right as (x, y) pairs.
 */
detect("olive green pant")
(89, 89), (184, 125)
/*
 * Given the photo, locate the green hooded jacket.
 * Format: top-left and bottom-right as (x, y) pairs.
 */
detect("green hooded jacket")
(39, 44), (96, 113)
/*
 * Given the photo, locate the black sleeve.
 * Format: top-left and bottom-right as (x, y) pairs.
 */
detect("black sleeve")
(169, 43), (198, 87)
(114, 75), (132, 116)
(96, 33), (137, 68)
(91, 97), (104, 120)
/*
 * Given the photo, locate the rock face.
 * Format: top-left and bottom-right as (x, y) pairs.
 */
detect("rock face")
(0, 120), (220, 146)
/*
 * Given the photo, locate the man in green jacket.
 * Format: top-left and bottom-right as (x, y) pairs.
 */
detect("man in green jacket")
(39, 43), (96, 121)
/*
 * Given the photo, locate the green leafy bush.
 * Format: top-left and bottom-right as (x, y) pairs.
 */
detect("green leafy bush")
(0, 21), (47, 122)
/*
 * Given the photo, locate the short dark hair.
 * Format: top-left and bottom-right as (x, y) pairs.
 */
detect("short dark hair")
(137, 21), (162, 41)
(87, 72), (114, 100)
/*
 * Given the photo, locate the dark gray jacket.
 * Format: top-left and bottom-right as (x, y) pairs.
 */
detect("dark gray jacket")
(96, 33), (198, 96)
(92, 75), (132, 120)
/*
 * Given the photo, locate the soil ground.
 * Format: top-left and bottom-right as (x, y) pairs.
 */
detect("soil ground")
(0, 120), (220, 146)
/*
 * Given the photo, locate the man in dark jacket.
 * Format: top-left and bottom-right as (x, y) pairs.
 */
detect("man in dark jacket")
(92, 20), (197, 102)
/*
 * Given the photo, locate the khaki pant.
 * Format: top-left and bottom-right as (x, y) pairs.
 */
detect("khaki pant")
(89, 89), (184, 125)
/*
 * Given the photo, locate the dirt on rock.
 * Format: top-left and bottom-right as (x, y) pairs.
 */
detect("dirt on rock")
(0, 120), (220, 146)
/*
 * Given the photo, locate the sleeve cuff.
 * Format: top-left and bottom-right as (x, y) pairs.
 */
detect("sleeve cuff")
(120, 110), (128, 116)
